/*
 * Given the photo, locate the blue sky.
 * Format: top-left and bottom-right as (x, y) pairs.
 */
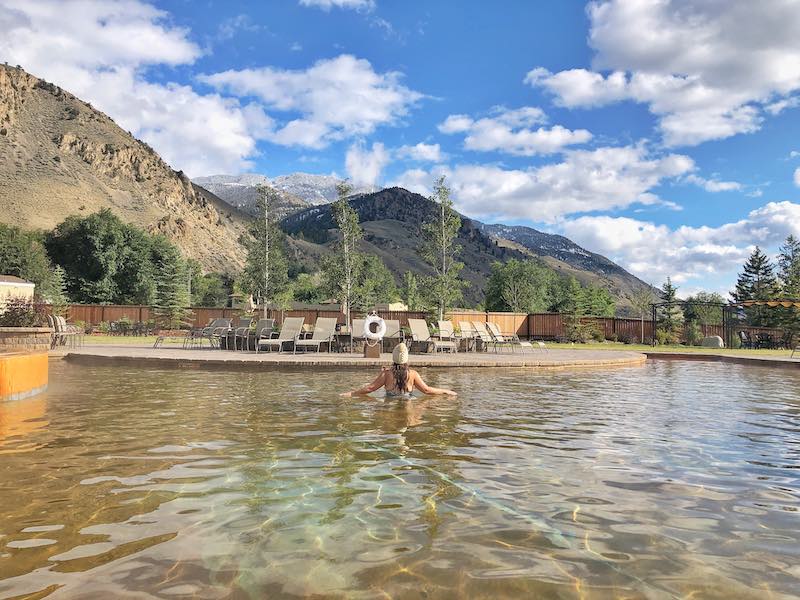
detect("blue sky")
(2, 0), (800, 295)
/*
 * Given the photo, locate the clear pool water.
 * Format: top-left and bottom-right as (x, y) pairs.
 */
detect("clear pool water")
(1, 360), (799, 599)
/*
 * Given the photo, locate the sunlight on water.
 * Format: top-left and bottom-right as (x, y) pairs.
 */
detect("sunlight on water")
(1, 361), (799, 598)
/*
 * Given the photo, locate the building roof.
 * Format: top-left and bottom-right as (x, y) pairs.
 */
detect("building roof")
(0, 275), (34, 285)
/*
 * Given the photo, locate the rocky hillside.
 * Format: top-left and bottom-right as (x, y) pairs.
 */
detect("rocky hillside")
(193, 174), (307, 218)
(480, 223), (654, 312)
(282, 187), (651, 311)
(283, 187), (533, 306)
(0, 64), (249, 272)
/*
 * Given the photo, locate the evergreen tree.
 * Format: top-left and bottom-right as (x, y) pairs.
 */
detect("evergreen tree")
(657, 277), (683, 343)
(401, 271), (422, 311)
(323, 182), (363, 328)
(241, 185), (289, 315)
(777, 235), (800, 338)
(152, 243), (192, 329)
(47, 266), (70, 317)
(419, 176), (466, 320)
(732, 247), (779, 326)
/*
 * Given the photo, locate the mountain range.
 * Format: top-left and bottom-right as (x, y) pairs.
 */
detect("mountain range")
(0, 63), (651, 312)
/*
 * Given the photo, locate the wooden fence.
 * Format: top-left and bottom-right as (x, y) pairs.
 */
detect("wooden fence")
(56, 303), (787, 343)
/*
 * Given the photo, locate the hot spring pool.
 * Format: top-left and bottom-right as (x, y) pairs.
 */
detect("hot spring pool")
(0, 360), (798, 599)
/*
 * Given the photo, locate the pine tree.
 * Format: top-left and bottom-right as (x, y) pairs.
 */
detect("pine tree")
(657, 277), (682, 343)
(48, 265), (70, 317)
(732, 247), (779, 326)
(242, 185), (289, 316)
(777, 235), (800, 339)
(152, 243), (192, 330)
(419, 176), (465, 321)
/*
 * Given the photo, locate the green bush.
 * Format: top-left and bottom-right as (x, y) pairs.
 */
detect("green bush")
(684, 320), (703, 346)
(655, 327), (681, 346)
(0, 297), (48, 327)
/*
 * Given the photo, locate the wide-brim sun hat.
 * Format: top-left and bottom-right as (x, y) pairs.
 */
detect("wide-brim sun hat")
(392, 342), (409, 365)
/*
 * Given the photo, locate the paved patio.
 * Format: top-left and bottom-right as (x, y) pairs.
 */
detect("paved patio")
(59, 345), (648, 370)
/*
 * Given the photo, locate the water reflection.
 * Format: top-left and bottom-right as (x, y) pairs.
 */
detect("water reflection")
(0, 361), (798, 598)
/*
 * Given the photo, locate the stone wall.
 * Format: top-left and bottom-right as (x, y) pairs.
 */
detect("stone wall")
(0, 327), (52, 352)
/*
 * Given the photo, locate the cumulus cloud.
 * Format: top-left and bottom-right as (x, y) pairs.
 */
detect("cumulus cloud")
(199, 55), (423, 149)
(794, 167), (800, 187)
(299, 0), (375, 11)
(346, 141), (389, 188)
(684, 174), (742, 193)
(0, 0), (269, 176)
(527, 0), (800, 146)
(560, 202), (800, 285)
(438, 106), (591, 156)
(391, 144), (694, 222)
(396, 142), (443, 162)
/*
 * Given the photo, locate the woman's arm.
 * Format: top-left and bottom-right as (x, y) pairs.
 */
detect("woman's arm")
(412, 371), (456, 396)
(340, 371), (387, 397)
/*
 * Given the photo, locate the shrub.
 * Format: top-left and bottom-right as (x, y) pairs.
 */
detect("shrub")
(0, 297), (48, 327)
(684, 320), (703, 346)
(655, 327), (681, 346)
(98, 321), (111, 334)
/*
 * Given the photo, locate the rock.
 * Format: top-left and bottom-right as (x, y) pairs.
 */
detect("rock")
(701, 336), (724, 348)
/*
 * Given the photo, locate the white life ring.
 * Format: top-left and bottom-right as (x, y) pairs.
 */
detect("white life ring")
(364, 314), (386, 342)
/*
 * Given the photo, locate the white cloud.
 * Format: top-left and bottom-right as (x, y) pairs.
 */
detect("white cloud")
(396, 142), (442, 162)
(199, 54), (423, 149)
(290, 42), (303, 52)
(560, 202), (800, 286)
(391, 144), (694, 222)
(438, 106), (591, 156)
(345, 141), (389, 188)
(794, 167), (800, 187)
(217, 14), (261, 40)
(684, 174), (741, 193)
(298, 0), (375, 11)
(0, 0), (269, 176)
(527, 0), (800, 146)
(790, 150), (800, 159)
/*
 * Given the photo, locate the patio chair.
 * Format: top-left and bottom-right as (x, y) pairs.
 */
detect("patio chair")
(233, 317), (253, 350)
(294, 317), (338, 353)
(436, 320), (459, 353)
(486, 322), (544, 353)
(382, 319), (402, 352)
(184, 318), (228, 349)
(209, 319), (232, 348)
(241, 318), (274, 352)
(457, 321), (478, 352)
(472, 321), (497, 352)
(257, 316), (305, 353)
(738, 330), (754, 349)
(408, 319), (456, 353)
(55, 316), (81, 348)
(349, 318), (365, 353)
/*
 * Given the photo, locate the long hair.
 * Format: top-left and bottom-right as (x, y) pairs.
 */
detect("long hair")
(393, 363), (409, 392)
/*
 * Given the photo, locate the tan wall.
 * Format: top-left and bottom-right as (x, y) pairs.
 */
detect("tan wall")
(0, 282), (35, 307)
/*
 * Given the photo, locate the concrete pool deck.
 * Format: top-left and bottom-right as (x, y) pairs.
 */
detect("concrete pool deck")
(59, 344), (648, 370)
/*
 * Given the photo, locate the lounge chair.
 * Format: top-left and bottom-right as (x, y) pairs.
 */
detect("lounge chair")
(408, 319), (456, 353)
(382, 319), (402, 352)
(184, 318), (228, 349)
(233, 317), (253, 350)
(242, 318), (274, 352)
(349, 318), (365, 353)
(257, 316), (304, 353)
(738, 330), (755, 349)
(457, 321), (478, 352)
(486, 322), (545, 353)
(51, 315), (80, 348)
(471, 321), (496, 352)
(294, 317), (338, 353)
(437, 320), (459, 353)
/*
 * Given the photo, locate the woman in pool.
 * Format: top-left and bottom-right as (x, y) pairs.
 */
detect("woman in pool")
(341, 343), (457, 398)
